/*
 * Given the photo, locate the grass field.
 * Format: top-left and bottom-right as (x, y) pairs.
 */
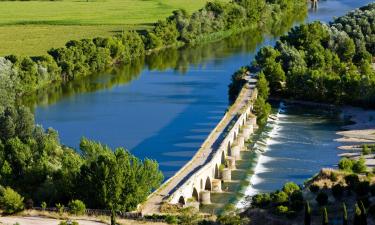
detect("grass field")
(0, 0), (214, 56)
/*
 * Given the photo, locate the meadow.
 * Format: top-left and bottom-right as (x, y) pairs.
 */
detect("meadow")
(0, 0), (213, 56)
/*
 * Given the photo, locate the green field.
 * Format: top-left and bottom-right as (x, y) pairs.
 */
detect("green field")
(0, 0), (213, 56)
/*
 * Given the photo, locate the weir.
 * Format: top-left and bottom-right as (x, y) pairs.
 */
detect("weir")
(141, 75), (258, 214)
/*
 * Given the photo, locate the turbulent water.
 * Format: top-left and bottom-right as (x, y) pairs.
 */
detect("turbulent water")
(236, 102), (346, 209)
(30, 0), (372, 188)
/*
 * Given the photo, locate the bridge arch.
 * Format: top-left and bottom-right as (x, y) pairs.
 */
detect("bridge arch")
(227, 142), (231, 156)
(205, 177), (212, 191)
(178, 196), (185, 205)
(221, 151), (225, 165)
(192, 187), (199, 201)
(200, 179), (203, 190)
(234, 132), (237, 141)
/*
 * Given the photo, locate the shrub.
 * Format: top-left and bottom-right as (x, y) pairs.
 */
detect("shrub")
(309, 184), (320, 193)
(282, 182), (300, 195)
(165, 215), (178, 224)
(362, 144), (371, 155)
(41, 202), (47, 210)
(271, 191), (288, 205)
(59, 221), (79, 225)
(352, 157), (367, 173)
(316, 192), (328, 206)
(0, 187), (24, 214)
(330, 172), (338, 182)
(338, 157), (353, 171)
(56, 203), (64, 215)
(290, 191), (304, 211)
(275, 205), (289, 215)
(332, 184), (344, 199)
(252, 193), (271, 208)
(68, 199), (86, 215)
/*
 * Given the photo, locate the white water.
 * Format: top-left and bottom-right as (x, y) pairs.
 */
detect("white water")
(236, 102), (286, 209)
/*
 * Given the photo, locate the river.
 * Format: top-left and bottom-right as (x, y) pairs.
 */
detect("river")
(29, 0), (372, 189)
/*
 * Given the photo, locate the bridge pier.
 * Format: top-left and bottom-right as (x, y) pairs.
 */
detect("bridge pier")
(231, 145), (241, 160)
(200, 191), (211, 204)
(212, 179), (222, 192)
(237, 135), (245, 150)
(222, 168), (231, 181)
(226, 156), (236, 169)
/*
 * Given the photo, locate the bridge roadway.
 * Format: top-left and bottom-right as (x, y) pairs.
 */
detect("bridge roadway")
(141, 76), (256, 215)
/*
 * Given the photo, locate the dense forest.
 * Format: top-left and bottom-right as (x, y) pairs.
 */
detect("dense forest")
(254, 3), (375, 106)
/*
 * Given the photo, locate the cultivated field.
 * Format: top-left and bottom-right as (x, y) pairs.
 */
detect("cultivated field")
(0, 0), (215, 56)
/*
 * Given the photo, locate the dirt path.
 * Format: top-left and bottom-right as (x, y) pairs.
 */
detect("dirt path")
(0, 216), (105, 225)
(141, 77), (255, 215)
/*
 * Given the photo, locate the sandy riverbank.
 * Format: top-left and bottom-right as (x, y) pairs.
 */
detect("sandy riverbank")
(336, 106), (375, 168)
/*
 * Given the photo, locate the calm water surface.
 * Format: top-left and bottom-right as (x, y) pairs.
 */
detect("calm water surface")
(31, 0), (373, 181)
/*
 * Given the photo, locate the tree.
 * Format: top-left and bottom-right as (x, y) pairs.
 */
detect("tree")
(304, 201), (311, 225)
(256, 72), (270, 99)
(354, 204), (362, 225)
(338, 157), (353, 171)
(352, 157), (367, 173)
(0, 187), (24, 214)
(282, 182), (300, 195)
(322, 207), (328, 225)
(343, 203), (348, 225)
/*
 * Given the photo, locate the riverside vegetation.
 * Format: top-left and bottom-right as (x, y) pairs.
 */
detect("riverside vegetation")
(0, 0), (307, 223)
(226, 2), (375, 224)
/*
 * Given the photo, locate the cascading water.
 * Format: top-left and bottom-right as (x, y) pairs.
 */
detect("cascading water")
(236, 102), (286, 209)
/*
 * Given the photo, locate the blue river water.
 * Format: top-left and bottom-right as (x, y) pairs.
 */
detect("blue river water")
(32, 0), (373, 181)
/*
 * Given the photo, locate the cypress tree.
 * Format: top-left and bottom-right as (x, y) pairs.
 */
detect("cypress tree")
(343, 203), (348, 225)
(354, 204), (362, 225)
(305, 201), (311, 225)
(322, 207), (328, 225)
(359, 201), (367, 225)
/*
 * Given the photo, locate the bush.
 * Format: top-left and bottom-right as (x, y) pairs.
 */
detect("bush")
(41, 202), (47, 210)
(362, 144), (371, 155)
(332, 184), (344, 199)
(352, 157), (367, 173)
(338, 157), (353, 171)
(271, 191), (288, 205)
(290, 191), (304, 212)
(0, 187), (24, 214)
(68, 199), (86, 215)
(275, 205), (289, 215)
(309, 184), (320, 193)
(316, 192), (328, 206)
(165, 214), (178, 224)
(56, 203), (64, 215)
(282, 182), (300, 195)
(59, 220), (79, 225)
(252, 193), (271, 208)
(330, 172), (338, 182)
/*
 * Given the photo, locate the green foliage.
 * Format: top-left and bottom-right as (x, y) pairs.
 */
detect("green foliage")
(316, 192), (328, 206)
(254, 3), (375, 106)
(271, 190), (288, 205)
(322, 207), (328, 225)
(304, 201), (311, 225)
(343, 203), (348, 225)
(352, 157), (367, 173)
(59, 220), (79, 225)
(56, 203), (65, 215)
(41, 201), (47, 210)
(354, 204), (362, 225)
(339, 157), (354, 171)
(282, 182), (300, 195)
(68, 199), (86, 215)
(253, 96), (271, 126)
(228, 67), (248, 103)
(275, 205), (289, 215)
(362, 145), (371, 155)
(0, 186), (24, 214)
(252, 193), (271, 208)
(256, 72), (270, 100)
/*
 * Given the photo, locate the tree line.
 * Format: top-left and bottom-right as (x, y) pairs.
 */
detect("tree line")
(0, 0), (306, 102)
(254, 3), (375, 106)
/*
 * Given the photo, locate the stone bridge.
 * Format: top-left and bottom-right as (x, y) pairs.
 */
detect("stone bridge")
(141, 76), (258, 214)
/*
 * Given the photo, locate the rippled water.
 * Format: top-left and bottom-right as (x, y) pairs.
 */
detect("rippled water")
(29, 0), (373, 181)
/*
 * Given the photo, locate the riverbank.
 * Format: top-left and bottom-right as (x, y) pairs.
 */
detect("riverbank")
(336, 106), (375, 168)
